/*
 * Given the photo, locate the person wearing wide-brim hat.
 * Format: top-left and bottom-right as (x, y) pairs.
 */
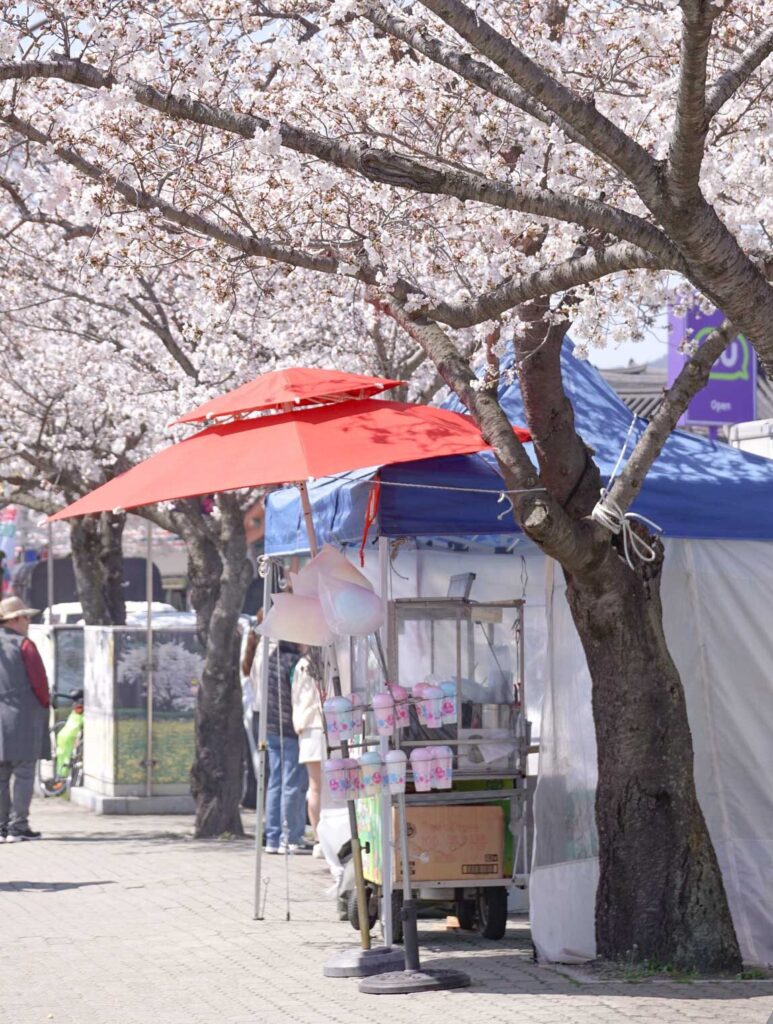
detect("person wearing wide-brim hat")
(0, 596), (51, 842)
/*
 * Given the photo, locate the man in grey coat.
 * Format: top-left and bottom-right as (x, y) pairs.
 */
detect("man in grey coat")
(0, 596), (51, 842)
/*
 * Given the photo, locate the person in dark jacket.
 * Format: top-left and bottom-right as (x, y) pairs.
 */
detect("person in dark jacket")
(0, 596), (51, 842)
(263, 639), (308, 853)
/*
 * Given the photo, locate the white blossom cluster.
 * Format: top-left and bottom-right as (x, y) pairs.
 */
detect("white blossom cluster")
(0, 0), (770, 505)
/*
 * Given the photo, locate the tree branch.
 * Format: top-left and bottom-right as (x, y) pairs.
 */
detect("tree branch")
(607, 321), (732, 514)
(513, 300), (602, 516)
(0, 111), (357, 280)
(367, 286), (605, 573)
(361, 4), (582, 145)
(415, 0), (661, 204)
(0, 59), (676, 259)
(422, 242), (673, 328)
(128, 277), (199, 381)
(667, 4), (716, 206)
(705, 27), (773, 122)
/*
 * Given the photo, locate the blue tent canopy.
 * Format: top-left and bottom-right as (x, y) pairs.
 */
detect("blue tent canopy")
(265, 342), (773, 554)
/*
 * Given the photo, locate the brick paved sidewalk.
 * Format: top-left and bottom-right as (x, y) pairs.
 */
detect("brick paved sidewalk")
(1, 799), (771, 1024)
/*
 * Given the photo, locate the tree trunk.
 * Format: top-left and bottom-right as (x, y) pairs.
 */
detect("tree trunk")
(184, 498), (252, 838)
(100, 512), (127, 625)
(566, 548), (741, 971)
(69, 512), (127, 625)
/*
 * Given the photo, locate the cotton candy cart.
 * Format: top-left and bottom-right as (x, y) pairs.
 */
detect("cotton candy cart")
(354, 595), (531, 943)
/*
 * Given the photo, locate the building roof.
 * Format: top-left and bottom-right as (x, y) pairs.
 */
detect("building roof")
(599, 355), (773, 423)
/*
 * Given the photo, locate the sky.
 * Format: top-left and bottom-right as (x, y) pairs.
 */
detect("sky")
(588, 332), (669, 369)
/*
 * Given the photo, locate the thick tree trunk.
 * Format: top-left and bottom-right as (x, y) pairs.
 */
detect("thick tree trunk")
(100, 512), (127, 625)
(69, 512), (127, 625)
(566, 549), (741, 971)
(184, 499), (252, 838)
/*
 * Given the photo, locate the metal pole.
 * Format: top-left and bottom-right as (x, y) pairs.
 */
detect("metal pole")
(46, 521), (55, 617)
(145, 520), (154, 798)
(254, 559), (273, 920)
(377, 537), (393, 948)
(396, 791), (420, 971)
(298, 480), (371, 949)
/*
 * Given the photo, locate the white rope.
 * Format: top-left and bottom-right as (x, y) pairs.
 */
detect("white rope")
(591, 417), (663, 571)
(373, 480), (546, 497)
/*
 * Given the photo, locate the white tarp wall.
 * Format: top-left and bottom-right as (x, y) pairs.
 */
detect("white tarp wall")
(359, 537), (773, 966)
(532, 538), (773, 967)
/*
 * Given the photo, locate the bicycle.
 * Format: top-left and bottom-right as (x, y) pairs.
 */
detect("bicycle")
(37, 689), (84, 797)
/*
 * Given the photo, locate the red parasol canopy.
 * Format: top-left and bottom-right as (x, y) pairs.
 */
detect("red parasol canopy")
(171, 367), (404, 425)
(51, 398), (530, 521)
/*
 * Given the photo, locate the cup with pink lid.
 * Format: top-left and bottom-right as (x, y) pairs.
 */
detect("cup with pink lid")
(390, 685), (411, 730)
(323, 757), (349, 806)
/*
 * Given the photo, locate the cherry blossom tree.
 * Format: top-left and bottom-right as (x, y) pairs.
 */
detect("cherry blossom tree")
(0, 179), (429, 835)
(2, 0), (772, 966)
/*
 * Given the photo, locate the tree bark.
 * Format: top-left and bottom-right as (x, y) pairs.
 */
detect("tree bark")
(69, 512), (127, 625)
(566, 549), (741, 971)
(183, 497), (253, 838)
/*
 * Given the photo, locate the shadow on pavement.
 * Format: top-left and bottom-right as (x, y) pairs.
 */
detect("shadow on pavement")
(0, 880), (116, 892)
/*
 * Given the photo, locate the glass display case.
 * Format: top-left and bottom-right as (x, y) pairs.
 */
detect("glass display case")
(386, 597), (530, 780)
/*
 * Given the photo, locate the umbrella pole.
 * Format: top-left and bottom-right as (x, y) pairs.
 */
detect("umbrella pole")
(297, 484), (403, 979)
(253, 558), (274, 920)
(297, 483), (370, 946)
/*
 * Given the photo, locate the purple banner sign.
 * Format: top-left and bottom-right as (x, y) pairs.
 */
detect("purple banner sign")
(668, 306), (757, 426)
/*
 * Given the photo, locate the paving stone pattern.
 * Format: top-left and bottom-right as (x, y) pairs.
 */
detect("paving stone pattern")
(1, 800), (772, 1024)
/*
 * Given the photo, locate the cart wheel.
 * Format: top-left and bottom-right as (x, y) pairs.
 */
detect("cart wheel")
(347, 886), (377, 933)
(477, 887), (508, 940)
(389, 890), (404, 945)
(455, 898), (476, 931)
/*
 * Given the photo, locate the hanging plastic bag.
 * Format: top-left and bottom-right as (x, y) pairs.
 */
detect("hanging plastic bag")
(318, 573), (384, 636)
(257, 593), (335, 646)
(291, 543), (373, 596)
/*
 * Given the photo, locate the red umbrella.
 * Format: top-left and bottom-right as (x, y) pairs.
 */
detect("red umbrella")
(51, 398), (530, 521)
(171, 367), (404, 426)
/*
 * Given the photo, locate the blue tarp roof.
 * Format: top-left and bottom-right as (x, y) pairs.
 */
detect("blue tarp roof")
(265, 341), (773, 554)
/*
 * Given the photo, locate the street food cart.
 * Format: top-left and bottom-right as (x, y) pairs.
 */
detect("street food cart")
(355, 594), (531, 942)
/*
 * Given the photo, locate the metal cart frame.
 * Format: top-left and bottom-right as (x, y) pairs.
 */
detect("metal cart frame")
(356, 596), (531, 942)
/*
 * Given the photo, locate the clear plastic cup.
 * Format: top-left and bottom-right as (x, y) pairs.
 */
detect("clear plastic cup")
(440, 682), (457, 725)
(342, 757), (361, 801)
(431, 745), (454, 790)
(410, 747), (433, 792)
(323, 696), (355, 744)
(421, 685), (444, 730)
(323, 757), (349, 806)
(391, 686), (410, 730)
(385, 750), (407, 795)
(358, 751), (383, 798)
(372, 693), (395, 737)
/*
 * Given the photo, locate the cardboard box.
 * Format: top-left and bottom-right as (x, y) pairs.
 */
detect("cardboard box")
(394, 803), (504, 882)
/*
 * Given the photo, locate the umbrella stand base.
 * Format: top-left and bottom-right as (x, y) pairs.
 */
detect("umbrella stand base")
(359, 965), (471, 995)
(323, 946), (406, 978)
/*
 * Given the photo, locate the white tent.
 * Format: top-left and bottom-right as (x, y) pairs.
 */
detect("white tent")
(346, 539), (773, 967)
